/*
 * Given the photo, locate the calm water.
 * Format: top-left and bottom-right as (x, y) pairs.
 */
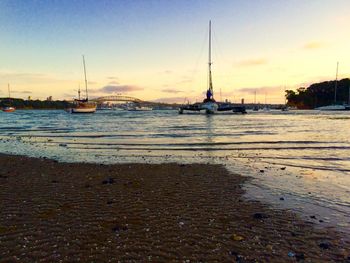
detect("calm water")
(0, 109), (349, 236)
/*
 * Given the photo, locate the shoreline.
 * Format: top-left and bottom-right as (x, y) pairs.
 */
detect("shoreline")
(0, 154), (349, 262)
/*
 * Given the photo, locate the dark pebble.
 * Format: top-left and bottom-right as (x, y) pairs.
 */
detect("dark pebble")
(291, 232), (297, 237)
(295, 253), (305, 261)
(107, 200), (113, 205)
(229, 251), (244, 262)
(259, 170), (264, 173)
(319, 219), (324, 223)
(319, 242), (331, 250)
(179, 164), (186, 167)
(51, 180), (58, 183)
(102, 178), (115, 185)
(281, 167), (286, 170)
(280, 197), (285, 201)
(112, 225), (128, 232)
(253, 212), (269, 219)
(310, 215), (316, 219)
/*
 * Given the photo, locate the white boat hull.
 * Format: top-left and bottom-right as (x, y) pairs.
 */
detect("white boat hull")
(71, 107), (96, 113)
(316, 105), (349, 111)
(201, 102), (218, 114)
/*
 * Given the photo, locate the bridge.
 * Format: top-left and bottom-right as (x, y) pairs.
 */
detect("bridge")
(91, 95), (142, 103)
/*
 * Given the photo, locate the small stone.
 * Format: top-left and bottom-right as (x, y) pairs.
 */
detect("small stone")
(295, 253), (305, 261)
(319, 242), (331, 250)
(253, 213), (269, 219)
(231, 234), (244, 241)
(288, 251), (295, 257)
(280, 197), (285, 201)
(281, 167), (286, 170)
(310, 215), (316, 219)
(102, 178), (115, 185)
(259, 170), (264, 173)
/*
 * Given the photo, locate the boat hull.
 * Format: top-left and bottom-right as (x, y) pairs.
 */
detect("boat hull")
(2, 107), (15, 112)
(316, 105), (350, 111)
(71, 107), (96, 113)
(201, 102), (218, 114)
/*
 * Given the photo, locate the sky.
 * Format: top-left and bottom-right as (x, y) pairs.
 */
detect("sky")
(0, 0), (350, 103)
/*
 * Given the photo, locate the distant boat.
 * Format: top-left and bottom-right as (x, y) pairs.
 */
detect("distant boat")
(262, 92), (270, 112)
(2, 84), (16, 112)
(126, 103), (152, 111)
(316, 104), (349, 111)
(316, 62), (350, 111)
(253, 90), (259, 111)
(69, 56), (96, 114)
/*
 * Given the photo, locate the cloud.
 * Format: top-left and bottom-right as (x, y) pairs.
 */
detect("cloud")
(107, 76), (119, 80)
(303, 41), (327, 50)
(14, 90), (32, 94)
(92, 85), (143, 94)
(161, 88), (184, 94)
(236, 86), (283, 95)
(153, 96), (188, 103)
(237, 58), (268, 67)
(159, 70), (173, 75)
(108, 81), (119, 85)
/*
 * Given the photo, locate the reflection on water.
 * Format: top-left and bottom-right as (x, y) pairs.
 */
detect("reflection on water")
(0, 109), (349, 236)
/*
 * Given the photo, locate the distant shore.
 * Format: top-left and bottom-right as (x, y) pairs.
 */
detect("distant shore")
(0, 154), (348, 262)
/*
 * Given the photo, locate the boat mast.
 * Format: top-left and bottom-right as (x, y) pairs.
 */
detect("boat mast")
(78, 84), (81, 100)
(334, 61), (339, 104)
(254, 90), (256, 104)
(83, 55), (88, 100)
(208, 20), (213, 98)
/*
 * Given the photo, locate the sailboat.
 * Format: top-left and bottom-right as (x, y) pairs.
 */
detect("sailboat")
(252, 90), (259, 111)
(316, 62), (349, 111)
(200, 20), (219, 114)
(70, 56), (97, 114)
(262, 93), (270, 111)
(2, 84), (16, 112)
(281, 87), (289, 111)
(179, 21), (224, 114)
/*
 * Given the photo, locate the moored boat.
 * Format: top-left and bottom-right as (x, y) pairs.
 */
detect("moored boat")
(2, 84), (16, 112)
(2, 106), (15, 112)
(69, 56), (96, 114)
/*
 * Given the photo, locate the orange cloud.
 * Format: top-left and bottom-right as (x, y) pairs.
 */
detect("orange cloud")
(303, 41), (327, 50)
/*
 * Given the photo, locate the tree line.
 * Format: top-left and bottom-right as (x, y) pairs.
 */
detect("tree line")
(286, 78), (350, 109)
(0, 98), (72, 109)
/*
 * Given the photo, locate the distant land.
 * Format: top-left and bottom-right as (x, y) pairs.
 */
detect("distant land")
(0, 98), (71, 110)
(286, 78), (350, 109)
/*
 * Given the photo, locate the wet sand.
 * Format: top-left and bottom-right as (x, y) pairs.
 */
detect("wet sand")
(0, 154), (348, 262)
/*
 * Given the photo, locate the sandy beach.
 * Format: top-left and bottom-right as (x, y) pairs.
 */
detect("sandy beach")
(0, 154), (348, 262)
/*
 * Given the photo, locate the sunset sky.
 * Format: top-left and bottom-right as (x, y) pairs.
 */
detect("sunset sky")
(0, 0), (350, 103)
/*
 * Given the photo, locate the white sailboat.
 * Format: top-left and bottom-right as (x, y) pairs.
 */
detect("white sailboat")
(70, 56), (97, 114)
(179, 21), (219, 114)
(201, 20), (219, 114)
(316, 62), (349, 111)
(2, 84), (16, 112)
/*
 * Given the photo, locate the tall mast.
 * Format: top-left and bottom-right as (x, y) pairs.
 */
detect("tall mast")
(8, 83), (10, 98)
(208, 20), (213, 97)
(254, 90), (256, 104)
(334, 61), (339, 104)
(83, 55), (88, 100)
(78, 84), (81, 100)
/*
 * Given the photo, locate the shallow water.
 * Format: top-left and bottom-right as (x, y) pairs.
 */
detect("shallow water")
(0, 109), (349, 237)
